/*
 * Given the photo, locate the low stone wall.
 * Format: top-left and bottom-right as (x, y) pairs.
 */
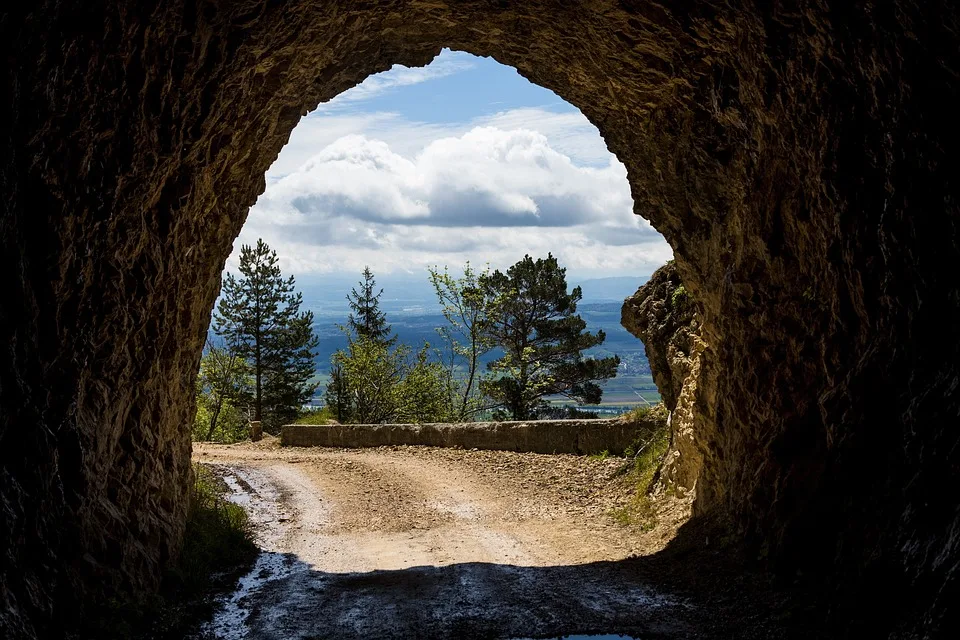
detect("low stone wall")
(281, 418), (645, 455)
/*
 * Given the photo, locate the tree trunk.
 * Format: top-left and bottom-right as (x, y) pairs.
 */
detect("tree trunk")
(205, 399), (222, 441)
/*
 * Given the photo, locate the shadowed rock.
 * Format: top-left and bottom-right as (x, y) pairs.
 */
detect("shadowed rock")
(2, 2), (959, 637)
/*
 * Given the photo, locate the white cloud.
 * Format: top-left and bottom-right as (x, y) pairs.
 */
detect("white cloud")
(268, 107), (619, 179)
(316, 55), (475, 111)
(236, 49), (672, 279)
(234, 127), (671, 278)
(476, 108), (614, 166)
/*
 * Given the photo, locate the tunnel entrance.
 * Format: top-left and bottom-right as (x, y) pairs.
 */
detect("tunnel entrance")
(208, 48), (670, 435)
(2, 3), (959, 639)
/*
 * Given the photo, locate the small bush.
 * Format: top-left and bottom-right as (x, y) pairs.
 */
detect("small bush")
(192, 397), (249, 443)
(670, 284), (688, 308)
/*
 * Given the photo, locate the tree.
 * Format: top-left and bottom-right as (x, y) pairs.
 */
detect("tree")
(347, 266), (394, 345)
(195, 338), (250, 441)
(395, 344), (454, 423)
(261, 311), (320, 427)
(429, 263), (500, 420)
(331, 334), (407, 423)
(213, 239), (319, 430)
(479, 253), (619, 420)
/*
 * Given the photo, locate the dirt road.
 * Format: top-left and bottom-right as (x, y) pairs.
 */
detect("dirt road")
(193, 439), (696, 639)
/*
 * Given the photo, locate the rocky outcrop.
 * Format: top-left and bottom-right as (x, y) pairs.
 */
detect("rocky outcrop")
(622, 263), (706, 491)
(2, 2), (959, 638)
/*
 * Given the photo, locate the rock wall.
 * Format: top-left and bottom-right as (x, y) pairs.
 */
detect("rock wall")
(281, 417), (660, 455)
(622, 263), (706, 491)
(2, 2), (959, 637)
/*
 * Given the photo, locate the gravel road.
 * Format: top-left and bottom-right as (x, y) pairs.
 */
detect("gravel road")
(192, 439), (696, 639)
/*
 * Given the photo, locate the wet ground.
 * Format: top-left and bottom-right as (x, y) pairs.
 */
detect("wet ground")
(193, 440), (697, 639)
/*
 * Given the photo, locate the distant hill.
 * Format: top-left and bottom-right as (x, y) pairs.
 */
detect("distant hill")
(209, 270), (658, 406)
(294, 273), (649, 315)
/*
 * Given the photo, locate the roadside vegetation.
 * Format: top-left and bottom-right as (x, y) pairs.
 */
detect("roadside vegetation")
(82, 464), (257, 639)
(609, 404), (672, 531)
(326, 254), (619, 425)
(194, 242), (628, 440)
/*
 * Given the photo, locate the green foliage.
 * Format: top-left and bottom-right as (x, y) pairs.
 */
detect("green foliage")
(192, 396), (248, 443)
(395, 344), (455, 423)
(347, 266), (395, 345)
(192, 341), (251, 442)
(175, 465), (257, 591)
(479, 253), (620, 420)
(331, 333), (409, 423)
(325, 266), (400, 423)
(429, 262), (500, 420)
(327, 331), (455, 425)
(324, 360), (351, 423)
(670, 284), (688, 308)
(294, 406), (336, 425)
(609, 405), (671, 531)
(213, 239), (319, 432)
(619, 405), (652, 424)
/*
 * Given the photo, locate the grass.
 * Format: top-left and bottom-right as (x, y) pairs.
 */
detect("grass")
(609, 404), (671, 531)
(81, 464), (257, 639)
(293, 406), (336, 424)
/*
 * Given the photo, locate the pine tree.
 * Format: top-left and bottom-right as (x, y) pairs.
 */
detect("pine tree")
(347, 266), (394, 345)
(479, 253), (620, 420)
(213, 239), (319, 430)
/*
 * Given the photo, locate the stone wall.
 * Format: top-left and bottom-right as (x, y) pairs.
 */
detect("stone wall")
(2, 2), (959, 637)
(281, 418), (655, 455)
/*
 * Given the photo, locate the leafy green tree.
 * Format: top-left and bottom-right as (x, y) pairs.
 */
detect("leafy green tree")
(331, 334), (408, 424)
(395, 344), (454, 423)
(213, 239), (319, 430)
(347, 266), (394, 345)
(194, 339), (250, 441)
(429, 263), (500, 421)
(479, 253), (619, 420)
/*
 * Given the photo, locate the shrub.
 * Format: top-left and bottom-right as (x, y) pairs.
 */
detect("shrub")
(670, 284), (688, 308)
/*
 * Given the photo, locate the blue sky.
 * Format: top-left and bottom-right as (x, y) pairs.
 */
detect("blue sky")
(316, 51), (574, 125)
(232, 50), (671, 280)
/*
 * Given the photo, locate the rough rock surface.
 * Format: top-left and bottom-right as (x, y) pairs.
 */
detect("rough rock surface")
(622, 262), (705, 490)
(2, 2), (959, 638)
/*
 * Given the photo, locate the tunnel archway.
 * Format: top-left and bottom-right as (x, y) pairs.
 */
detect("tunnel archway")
(2, 2), (958, 637)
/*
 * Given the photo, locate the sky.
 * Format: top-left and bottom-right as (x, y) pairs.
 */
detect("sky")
(228, 49), (672, 281)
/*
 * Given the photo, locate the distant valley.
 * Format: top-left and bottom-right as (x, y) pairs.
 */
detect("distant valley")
(295, 274), (660, 410)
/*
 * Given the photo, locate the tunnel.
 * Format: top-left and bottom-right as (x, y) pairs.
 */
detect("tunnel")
(1, 2), (958, 637)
